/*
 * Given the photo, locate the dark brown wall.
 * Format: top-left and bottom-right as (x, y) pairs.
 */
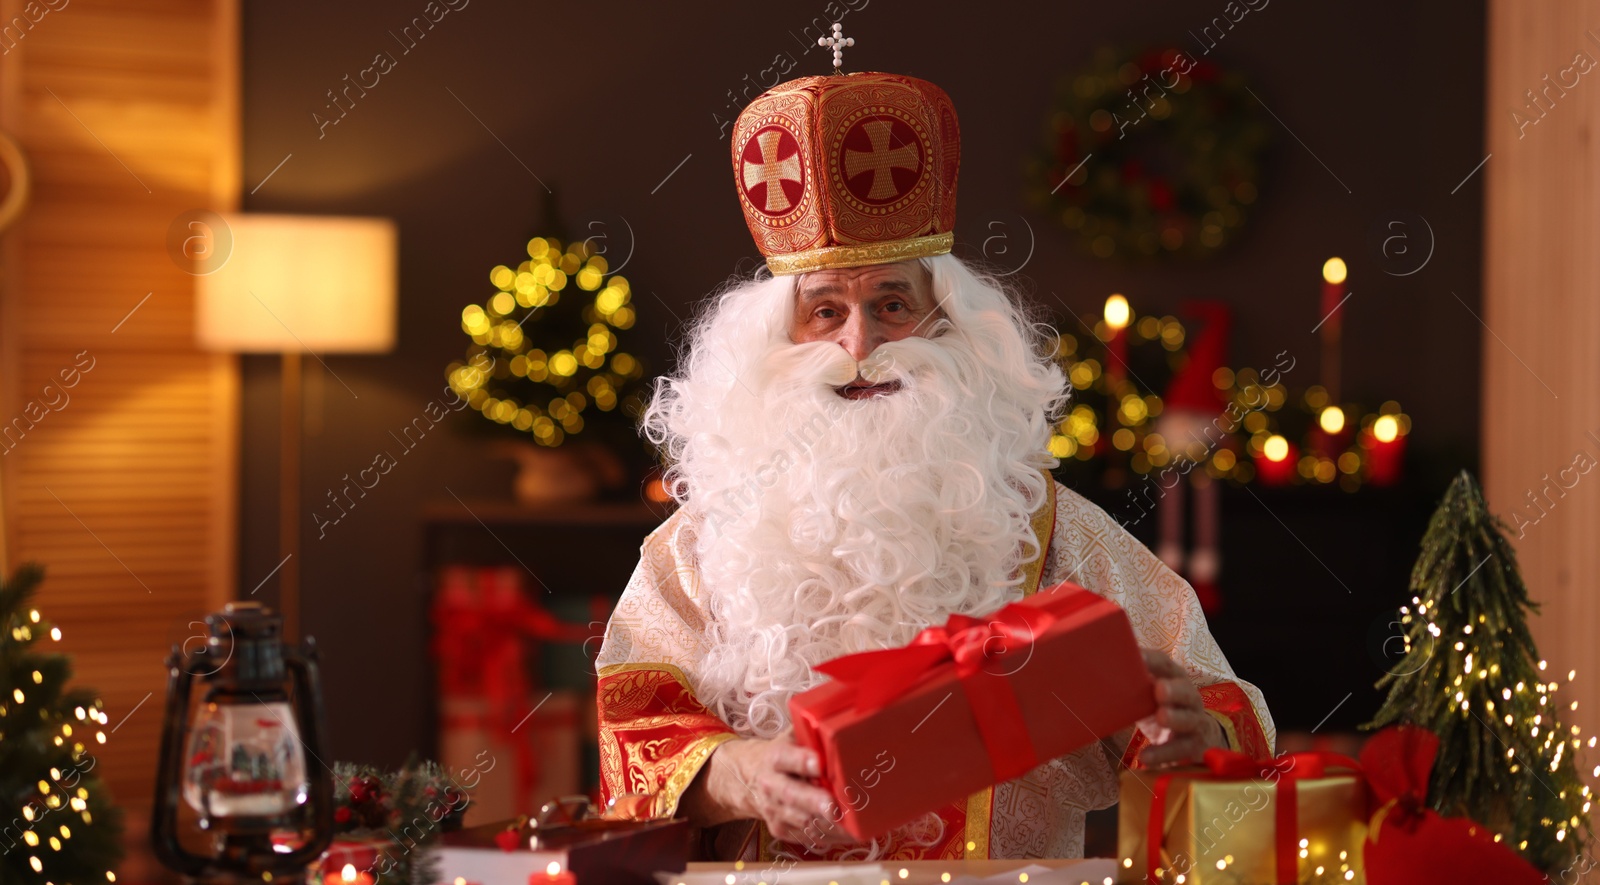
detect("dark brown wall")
(240, 0), (1485, 766)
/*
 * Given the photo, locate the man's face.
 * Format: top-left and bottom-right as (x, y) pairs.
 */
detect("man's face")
(789, 260), (941, 399)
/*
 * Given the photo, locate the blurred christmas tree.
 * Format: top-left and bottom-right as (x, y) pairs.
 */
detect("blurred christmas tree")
(448, 231), (648, 453)
(0, 563), (124, 884)
(1367, 471), (1592, 873)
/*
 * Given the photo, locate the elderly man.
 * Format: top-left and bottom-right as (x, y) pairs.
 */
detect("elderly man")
(596, 49), (1271, 862)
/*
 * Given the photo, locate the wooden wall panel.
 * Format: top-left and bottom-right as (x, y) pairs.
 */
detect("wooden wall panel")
(0, 0), (239, 877)
(1482, 0), (1600, 765)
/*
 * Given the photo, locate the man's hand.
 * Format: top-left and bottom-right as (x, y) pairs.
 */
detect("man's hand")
(688, 734), (858, 848)
(1138, 647), (1228, 768)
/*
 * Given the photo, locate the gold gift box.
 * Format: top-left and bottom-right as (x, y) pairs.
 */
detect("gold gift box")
(1117, 766), (1368, 885)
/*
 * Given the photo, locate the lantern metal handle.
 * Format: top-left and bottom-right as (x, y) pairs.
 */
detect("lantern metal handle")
(277, 640), (335, 868)
(151, 642), (208, 876)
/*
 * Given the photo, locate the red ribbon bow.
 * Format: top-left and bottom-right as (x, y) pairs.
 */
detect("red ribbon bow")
(1358, 725), (1547, 885)
(1148, 748), (1362, 885)
(815, 595), (1093, 783)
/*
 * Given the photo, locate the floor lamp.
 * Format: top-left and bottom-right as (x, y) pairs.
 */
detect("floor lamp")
(196, 215), (397, 640)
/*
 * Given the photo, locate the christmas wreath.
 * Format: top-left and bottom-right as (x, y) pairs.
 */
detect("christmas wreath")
(1028, 45), (1271, 260)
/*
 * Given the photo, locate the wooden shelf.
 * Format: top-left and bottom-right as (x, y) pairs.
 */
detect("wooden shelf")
(421, 498), (673, 529)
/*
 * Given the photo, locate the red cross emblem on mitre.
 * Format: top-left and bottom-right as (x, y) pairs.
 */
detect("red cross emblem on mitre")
(731, 65), (960, 276)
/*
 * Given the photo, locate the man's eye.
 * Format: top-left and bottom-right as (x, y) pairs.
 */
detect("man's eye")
(815, 307), (839, 320)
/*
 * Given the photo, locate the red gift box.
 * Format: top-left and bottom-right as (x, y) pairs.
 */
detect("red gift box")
(790, 581), (1158, 841)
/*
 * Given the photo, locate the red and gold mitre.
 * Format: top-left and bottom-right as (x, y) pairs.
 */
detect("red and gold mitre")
(731, 66), (960, 276)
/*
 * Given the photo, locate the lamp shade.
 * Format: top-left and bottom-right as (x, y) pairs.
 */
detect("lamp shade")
(196, 214), (397, 353)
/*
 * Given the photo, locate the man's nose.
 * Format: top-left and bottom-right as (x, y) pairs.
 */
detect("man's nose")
(837, 311), (883, 363)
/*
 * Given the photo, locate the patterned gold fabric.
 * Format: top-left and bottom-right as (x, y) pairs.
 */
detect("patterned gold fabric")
(594, 480), (1275, 859)
(596, 662), (738, 820)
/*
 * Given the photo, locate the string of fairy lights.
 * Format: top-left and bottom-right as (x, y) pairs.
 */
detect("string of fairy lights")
(5, 605), (117, 885)
(1046, 291), (1411, 491)
(1127, 845), (1360, 884)
(1396, 599), (1595, 848)
(448, 236), (645, 448)
(695, 864), (1112, 884)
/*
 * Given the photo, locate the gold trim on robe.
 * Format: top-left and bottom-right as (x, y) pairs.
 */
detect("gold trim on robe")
(959, 476), (1057, 860)
(596, 662), (738, 820)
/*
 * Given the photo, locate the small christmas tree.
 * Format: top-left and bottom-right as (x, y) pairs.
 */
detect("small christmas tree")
(1367, 471), (1592, 873)
(449, 232), (648, 452)
(0, 563), (124, 884)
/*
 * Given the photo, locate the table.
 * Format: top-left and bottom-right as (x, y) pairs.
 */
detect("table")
(676, 858), (1120, 885)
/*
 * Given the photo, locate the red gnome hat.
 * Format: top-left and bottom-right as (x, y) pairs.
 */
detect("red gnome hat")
(1360, 725), (1547, 885)
(1154, 301), (1233, 615)
(1163, 301), (1231, 416)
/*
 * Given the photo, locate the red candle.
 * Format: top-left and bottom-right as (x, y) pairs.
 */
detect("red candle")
(1320, 258), (1347, 332)
(1309, 406), (1353, 460)
(1363, 415), (1407, 486)
(531, 861), (577, 885)
(1320, 258), (1347, 401)
(1103, 293), (1130, 386)
(1254, 435), (1298, 486)
(333, 864), (375, 885)
(317, 840), (383, 885)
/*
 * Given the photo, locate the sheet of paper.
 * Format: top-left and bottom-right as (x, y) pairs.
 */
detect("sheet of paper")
(655, 859), (1118, 885)
(958, 859), (1118, 884)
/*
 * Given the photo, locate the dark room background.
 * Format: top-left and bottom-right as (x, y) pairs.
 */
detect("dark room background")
(236, 0), (1486, 769)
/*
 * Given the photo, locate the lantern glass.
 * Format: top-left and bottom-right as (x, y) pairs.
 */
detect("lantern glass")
(182, 699), (310, 818)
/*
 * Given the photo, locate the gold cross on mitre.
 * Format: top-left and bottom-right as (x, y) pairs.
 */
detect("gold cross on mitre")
(817, 22), (854, 74)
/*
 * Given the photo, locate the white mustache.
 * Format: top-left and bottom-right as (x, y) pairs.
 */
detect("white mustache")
(758, 338), (947, 392)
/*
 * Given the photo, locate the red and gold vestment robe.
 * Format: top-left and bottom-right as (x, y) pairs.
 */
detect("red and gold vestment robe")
(596, 479), (1273, 860)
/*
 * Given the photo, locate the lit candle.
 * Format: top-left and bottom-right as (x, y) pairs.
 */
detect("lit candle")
(1320, 258), (1346, 401)
(531, 860), (576, 885)
(1254, 434), (1298, 486)
(1318, 405), (1345, 435)
(1363, 413), (1407, 486)
(1103, 293), (1131, 386)
(1310, 404), (1352, 460)
(316, 842), (382, 885)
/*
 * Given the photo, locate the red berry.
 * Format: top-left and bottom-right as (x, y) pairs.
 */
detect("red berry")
(492, 829), (520, 852)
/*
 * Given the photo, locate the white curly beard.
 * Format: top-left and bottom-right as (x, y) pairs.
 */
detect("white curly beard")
(642, 255), (1068, 741)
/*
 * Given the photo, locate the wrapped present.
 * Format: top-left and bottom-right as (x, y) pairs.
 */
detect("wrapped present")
(440, 691), (580, 825)
(1117, 748), (1367, 885)
(433, 564), (590, 824)
(789, 581), (1157, 841)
